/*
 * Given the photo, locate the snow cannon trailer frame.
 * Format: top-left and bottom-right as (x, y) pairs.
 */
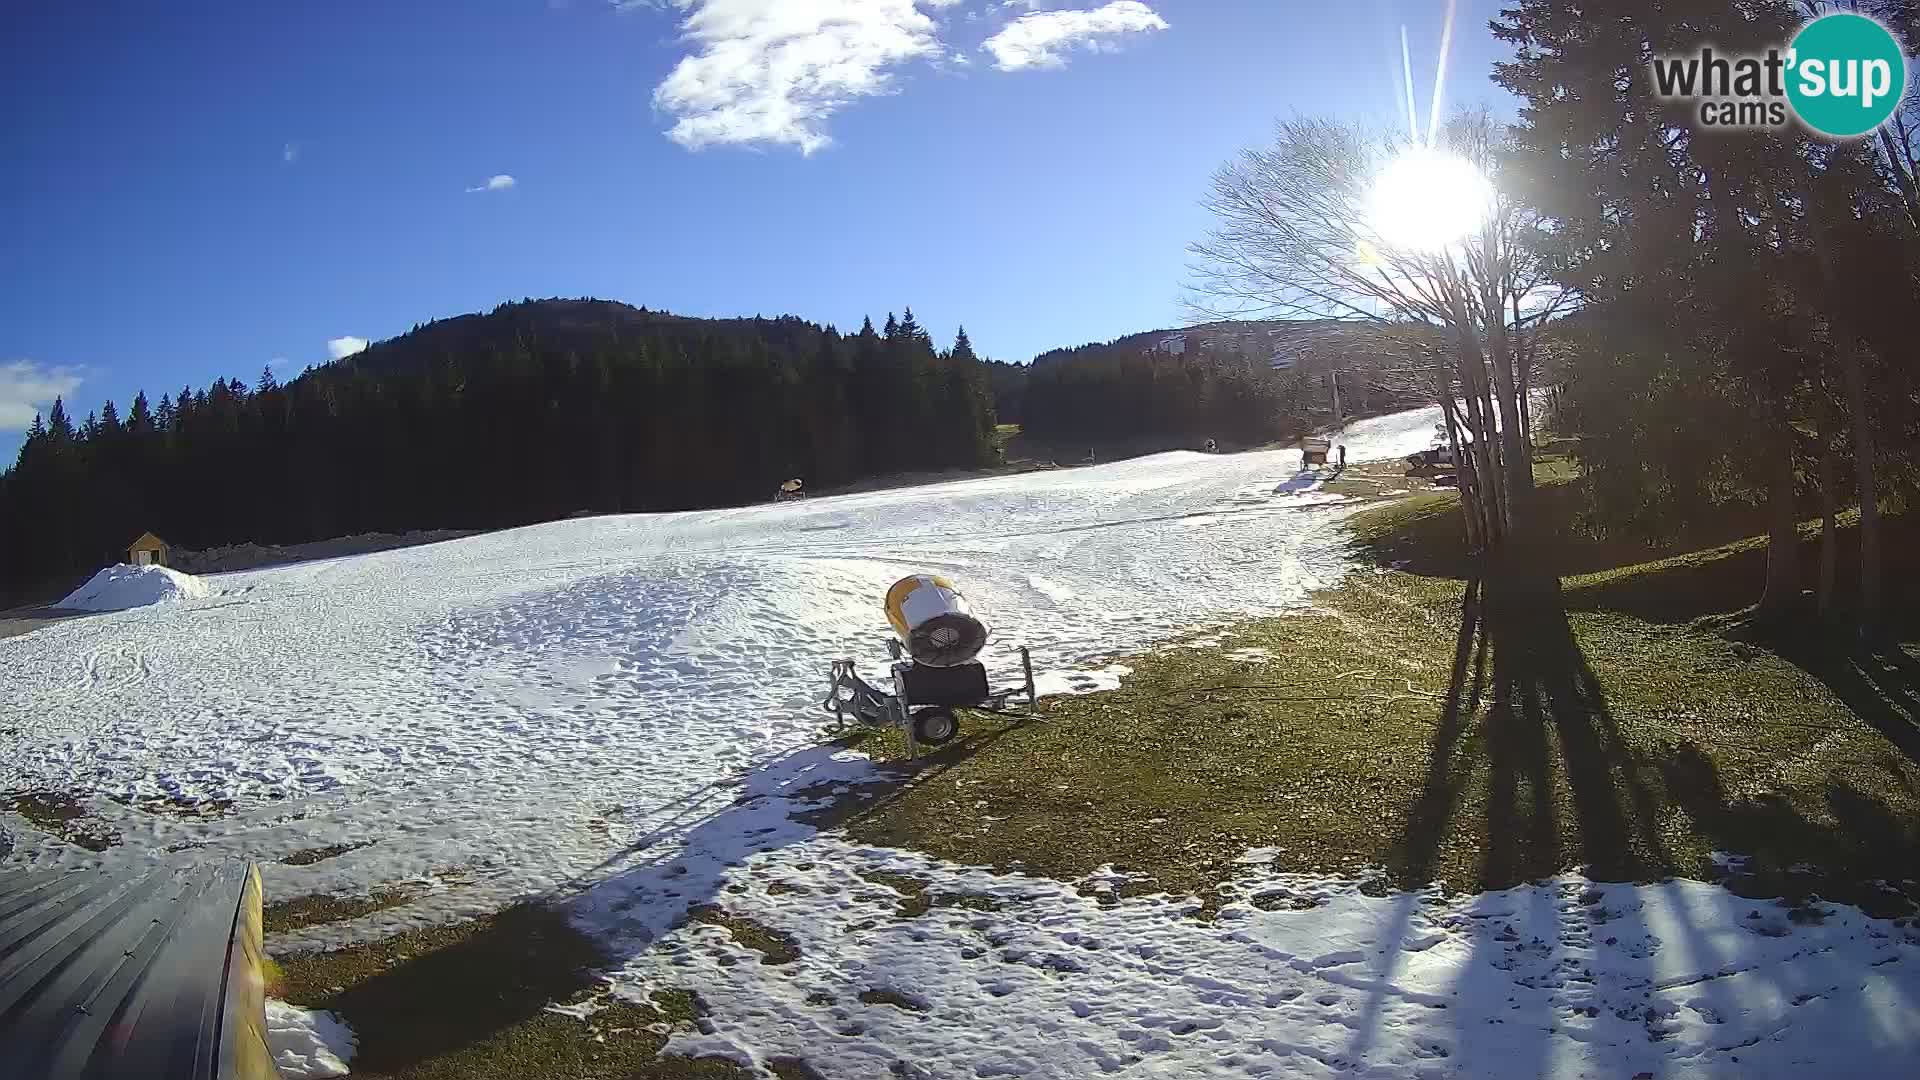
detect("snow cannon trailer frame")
(823, 643), (1038, 759)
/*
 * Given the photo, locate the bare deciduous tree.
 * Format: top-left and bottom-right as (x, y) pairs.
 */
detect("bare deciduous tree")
(1187, 110), (1570, 555)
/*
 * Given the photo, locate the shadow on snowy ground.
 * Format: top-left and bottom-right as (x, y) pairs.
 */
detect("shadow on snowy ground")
(561, 723), (1029, 972)
(1354, 572), (1920, 1064)
(1352, 572), (1667, 1065)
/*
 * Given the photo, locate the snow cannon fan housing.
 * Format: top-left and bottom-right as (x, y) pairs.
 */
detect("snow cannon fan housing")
(884, 575), (989, 668)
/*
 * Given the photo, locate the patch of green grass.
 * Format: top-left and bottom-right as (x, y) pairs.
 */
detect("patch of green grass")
(1345, 446), (1606, 579)
(275, 905), (768, 1080)
(265, 887), (422, 933)
(1346, 447), (1918, 630)
(682, 905), (802, 964)
(844, 570), (1920, 914)
(1, 791), (118, 851)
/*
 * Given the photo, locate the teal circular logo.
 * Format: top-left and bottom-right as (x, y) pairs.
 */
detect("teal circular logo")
(1786, 13), (1907, 138)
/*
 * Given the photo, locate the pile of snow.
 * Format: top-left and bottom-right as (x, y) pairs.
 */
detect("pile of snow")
(57, 564), (212, 612)
(265, 999), (357, 1078)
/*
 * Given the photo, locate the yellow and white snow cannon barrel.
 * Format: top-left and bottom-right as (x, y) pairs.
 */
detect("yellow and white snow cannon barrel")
(884, 574), (990, 667)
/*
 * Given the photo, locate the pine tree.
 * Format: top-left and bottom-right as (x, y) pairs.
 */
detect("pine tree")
(257, 365), (278, 394)
(0, 299), (1002, 603)
(47, 397), (72, 440)
(951, 326), (978, 364)
(883, 313), (900, 340)
(900, 307), (933, 350)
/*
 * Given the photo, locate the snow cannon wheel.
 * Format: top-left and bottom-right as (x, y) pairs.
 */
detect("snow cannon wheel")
(910, 707), (960, 746)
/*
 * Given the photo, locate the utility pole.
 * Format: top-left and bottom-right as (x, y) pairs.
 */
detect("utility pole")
(1330, 366), (1343, 425)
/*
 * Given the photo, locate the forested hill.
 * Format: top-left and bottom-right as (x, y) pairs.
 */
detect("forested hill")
(341, 299), (827, 378)
(0, 299), (996, 602)
(997, 319), (1429, 448)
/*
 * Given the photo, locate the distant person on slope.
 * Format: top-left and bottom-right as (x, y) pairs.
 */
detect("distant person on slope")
(1336, 444), (1346, 471)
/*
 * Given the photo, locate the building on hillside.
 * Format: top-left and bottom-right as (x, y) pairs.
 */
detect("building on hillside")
(127, 532), (172, 567)
(1155, 332), (1188, 356)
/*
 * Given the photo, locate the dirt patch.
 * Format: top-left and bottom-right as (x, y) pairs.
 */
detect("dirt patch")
(171, 529), (477, 575)
(279, 842), (373, 867)
(857, 989), (930, 1012)
(1311, 457), (1447, 501)
(930, 892), (1004, 913)
(767, 1059), (828, 1080)
(1, 791), (119, 851)
(110, 793), (237, 820)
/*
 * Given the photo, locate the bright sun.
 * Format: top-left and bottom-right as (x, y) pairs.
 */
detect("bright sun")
(1365, 147), (1494, 254)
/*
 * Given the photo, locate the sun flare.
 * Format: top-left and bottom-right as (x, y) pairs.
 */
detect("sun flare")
(1365, 147), (1494, 254)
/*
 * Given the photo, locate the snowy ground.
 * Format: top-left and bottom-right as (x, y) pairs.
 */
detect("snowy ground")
(5, 404), (1916, 1077)
(266, 999), (357, 1079)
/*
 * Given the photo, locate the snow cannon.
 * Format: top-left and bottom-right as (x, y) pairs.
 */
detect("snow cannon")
(825, 575), (1035, 759)
(884, 574), (990, 668)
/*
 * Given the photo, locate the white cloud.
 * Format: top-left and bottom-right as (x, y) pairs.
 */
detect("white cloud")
(283, 141), (300, 163)
(327, 337), (369, 360)
(983, 1), (1166, 71)
(0, 360), (85, 431)
(651, 1), (944, 153)
(465, 174), (517, 193)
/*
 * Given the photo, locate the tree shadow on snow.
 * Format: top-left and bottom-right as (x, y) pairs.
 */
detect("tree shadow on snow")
(1348, 567), (1919, 1069)
(557, 720), (1027, 972)
(1349, 568), (1678, 1069)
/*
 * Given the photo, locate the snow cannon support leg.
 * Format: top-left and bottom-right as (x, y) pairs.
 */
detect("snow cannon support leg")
(1022, 646), (1036, 712)
(892, 662), (917, 761)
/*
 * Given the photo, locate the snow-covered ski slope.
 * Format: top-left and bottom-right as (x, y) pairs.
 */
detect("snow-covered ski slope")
(6, 403), (1916, 1078)
(2, 408), (1437, 881)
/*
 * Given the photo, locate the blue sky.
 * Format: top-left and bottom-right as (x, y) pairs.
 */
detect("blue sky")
(1, 0), (1517, 460)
